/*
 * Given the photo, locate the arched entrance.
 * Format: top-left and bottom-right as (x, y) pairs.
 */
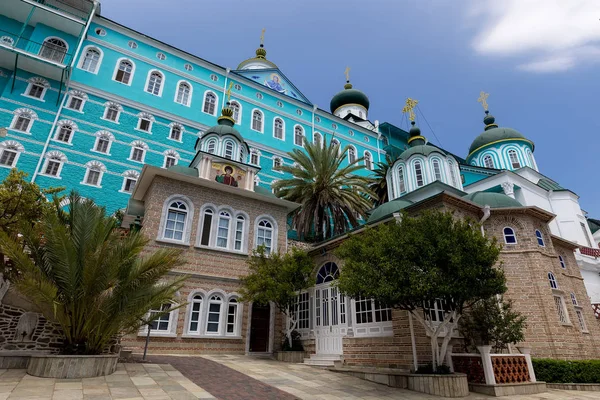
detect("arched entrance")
(314, 262), (347, 355)
(249, 303), (270, 352)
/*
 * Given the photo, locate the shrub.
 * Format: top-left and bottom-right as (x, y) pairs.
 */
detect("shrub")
(280, 330), (304, 352)
(415, 363), (452, 375)
(533, 358), (600, 383)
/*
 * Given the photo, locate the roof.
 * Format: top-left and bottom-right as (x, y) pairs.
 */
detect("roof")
(398, 144), (446, 160)
(537, 178), (564, 191)
(588, 218), (600, 234)
(469, 126), (532, 155)
(167, 165), (198, 177)
(367, 198), (413, 223)
(203, 123), (245, 143)
(330, 84), (370, 114)
(462, 191), (522, 208)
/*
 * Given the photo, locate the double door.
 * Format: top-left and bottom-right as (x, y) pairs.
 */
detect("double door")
(314, 285), (347, 355)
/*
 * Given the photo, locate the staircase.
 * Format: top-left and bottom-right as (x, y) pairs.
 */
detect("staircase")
(303, 353), (342, 367)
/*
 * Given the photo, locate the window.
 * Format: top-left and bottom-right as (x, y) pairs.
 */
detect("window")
(42, 152), (66, 177)
(67, 94), (84, 111)
(313, 132), (322, 147)
(224, 141), (234, 159)
(448, 160), (458, 186)
(0, 141), (23, 168)
(230, 101), (241, 124)
(273, 157), (282, 170)
(128, 41), (137, 49)
(39, 38), (67, 63)
(188, 294), (203, 333)
(250, 150), (259, 165)
(348, 146), (356, 163)
(200, 208), (214, 246)
(170, 124), (182, 141)
(122, 172), (138, 193)
(216, 211), (231, 248)
(203, 92), (217, 115)
(570, 292), (578, 306)
(252, 110), (263, 132)
(83, 161), (105, 187)
(273, 118), (284, 139)
(503, 227), (517, 244)
(206, 295), (222, 334)
(424, 299), (448, 324)
(163, 201), (187, 241)
(137, 114), (153, 132)
(256, 219), (274, 254)
(104, 103), (121, 122)
(355, 297), (392, 324)
(575, 309), (587, 331)
(234, 84), (241, 91)
(295, 292), (310, 330)
(148, 304), (172, 332)
(26, 82), (46, 99)
(559, 255), (566, 269)
(156, 52), (166, 60)
(535, 230), (545, 247)
(55, 123), (74, 143)
(364, 135), (369, 142)
(508, 149), (521, 168)
(175, 82), (191, 106)
(554, 295), (568, 324)
(580, 222), (593, 247)
(210, 74), (218, 82)
(348, 129), (354, 136)
(130, 142), (147, 162)
(256, 92), (263, 100)
(548, 272), (558, 289)
(80, 48), (101, 73)
(226, 298), (238, 335)
(364, 151), (373, 170)
(95, 28), (106, 36)
(296, 109), (303, 116)
(414, 161), (424, 187)
(0, 36), (14, 46)
(205, 139), (217, 154)
(432, 159), (442, 181)
(483, 155), (495, 169)
(398, 166), (406, 194)
(294, 126), (304, 146)
(12, 110), (35, 132)
(316, 262), (340, 284)
(146, 71), (163, 96)
(331, 138), (340, 150)
(332, 123), (338, 129)
(164, 155), (177, 168)
(114, 60), (133, 84)
(234, 215), (245, 251)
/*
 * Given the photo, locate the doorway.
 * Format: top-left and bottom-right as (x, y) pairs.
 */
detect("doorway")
(249, 303), (270, 352)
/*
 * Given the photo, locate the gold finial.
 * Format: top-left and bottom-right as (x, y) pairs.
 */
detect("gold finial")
(344, 66), (350, 82)
(402, 98), (419, 122)
(226, 81), (233, 102)
(260, 28), (266, 46)
(478, 91), (489, 111)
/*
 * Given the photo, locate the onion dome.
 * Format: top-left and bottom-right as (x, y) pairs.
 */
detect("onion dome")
(468, 110), (533, 156)
(237, 44), (278, 70)
(367, 198), (413, 223)
(330, 81), (370, 115)
(463, 191), (522, 208)
(398, 122), (446, 160)
(203, 103), (244, 143)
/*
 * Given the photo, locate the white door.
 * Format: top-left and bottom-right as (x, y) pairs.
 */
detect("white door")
(314, 285), (347, 355)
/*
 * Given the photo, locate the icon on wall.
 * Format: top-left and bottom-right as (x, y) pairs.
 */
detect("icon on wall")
(215, 165), (240, 187)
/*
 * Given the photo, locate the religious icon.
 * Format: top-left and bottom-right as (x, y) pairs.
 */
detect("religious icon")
(215, 165), (239, 187)
(265, 73), (286, 94)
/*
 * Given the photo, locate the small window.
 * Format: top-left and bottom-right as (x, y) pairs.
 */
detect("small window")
(67, 95), (84, 111)
(184, 63), (193, 71)
(230, 101), (241, 124)
(234, 216), (245, 251)
(535, 230), (545, 247)
(95, 28), (106, 36)
(348, 146), (356, 163)
(163, 201), (187, 241)
(0, 36), (14, 46)
(414, 161), (423, 186)
(146, 71), (163, 95)
(0, 146), (19, 167)
(200, 209), (213, 246)
(203, 92), (217, 115)
(175, 82), (191, 106)
(27, 83), (45, 99)
(256, 219), (274, 254)
(558, 255), (566, 269)
(148, 304), (172, 332)
(206, 295), (222, 333)
(575, 309), (587, 331)
(210, 74), (218, 82)
(570, 292), (578, 306)
(364, 151), (373, 170)
(348, 129), (354, 136)
(188, 294), (203, 333)
(13, 115), (31, 132)
(104, 105), (120, 122)
(503, 227), (517, 244)
(130, 144), (146, 162)
(43, 156), (63, 177)
(483, 155), (495, 169)
(313, 132), (322, 147)
(81, 48), (101, 73)
(315, 116), (321, 123)
(40, 38), (67, 63)
(84, 168), (102, 186)
(164, 155), (177, 168)
(398, 166), (406, 194)
(273, 118), (284, 139)
(548, 272), (558, 289)
(332, 123), (338, 130)
(250, 150), (259, 165)
(252, 111), (263, 132)
(234, 84), (242, 91)
(138, 118), (151, 132)
(276, 101), (283, 108)
(508, 149), (521, 169)
(224, 141), (234, 160)
(123, 177), (137, 193)
(294, 126), (304, 146)
(364, 135), (370, 143)
(256, 92), (263, 100)
(128, 41), (137, 49)
(115, 60), (133, 84)
(156, 52), (166, 60)
(170, 125), (182, 141)
(55, 124), (73, 143)
(432, 159), (442, 181)
(273, 157), (282, 170)
(554, 295), (568, 324)
(331, 138), (340, 149)
(296, 109), (303, 116)
(205, 139), (217, 154)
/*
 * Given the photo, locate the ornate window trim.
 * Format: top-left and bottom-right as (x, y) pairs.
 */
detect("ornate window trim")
(156, 194), (195, 245)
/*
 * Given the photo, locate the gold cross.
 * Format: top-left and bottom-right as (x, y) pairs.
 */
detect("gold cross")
(226, 81), (233, 102)
(260, 28), (266, 45)
(344, 66), (350, 81)
(402, 98), (419, 122)
(478, 91), (489, 111)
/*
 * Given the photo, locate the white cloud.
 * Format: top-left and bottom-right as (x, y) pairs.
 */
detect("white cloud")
(469, 0), (600, 72)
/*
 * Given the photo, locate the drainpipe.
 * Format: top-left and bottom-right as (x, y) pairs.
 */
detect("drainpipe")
(409, 312), (418, 371)
(222, 68), (230, 108)
(546, 190), (564, 237)
(480, 205), (491, 236)
(312, 104), (317, 136)
(375, 119), (381, 162)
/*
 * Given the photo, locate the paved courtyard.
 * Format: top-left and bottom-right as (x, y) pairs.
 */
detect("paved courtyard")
(1, 355), (600, 399)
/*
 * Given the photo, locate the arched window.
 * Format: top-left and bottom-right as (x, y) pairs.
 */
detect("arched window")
(137, 113), (153, 132)
(230, 101), (241, 124)
(206, 294), (223, 334)
(273, 157), (282, 170)
(129, 141), (147, 163)
(226, 298), (239, 335)
(294, 126), (304, 146)
(558, 255), (566, 269)
(94, 131), (113, 154)
(205, 138), (217, 154)
(508, 149), (521, 168)
(252, 110), (263, 132)
(313, 132), (322, 147)
(163, 150), (179, 168)
(250, 149), (260, 165)
(224, 141), (234, 160)
(163, 201), (187, 241)
(535, 230), (545, 247)
(42, 151), (66, 177)
(273, 118), (284, 139)
(216, 211), (231, 248)
(121, 170), (139, 193)
(169, 124), (182, 141)
(448, 160), (458, 187)
(199, 208), (214, 246)
(483, 155), (495, 169)
(432, 159), (442, 181)
(503, 227), (517, 244)
(146, 71), (163, 96)
(39, 38), (67, 63)
(115, 60), (133, 84)
(234, 215), (245, 251)
(316, 262), (340, 284)
(414, 160), (424, 187)
(256, 219), (274, 254)
(348, 146), (356, 163)
(188, 294), (203, 333)
(0, 141), (24, 168)
(11, 109), (36, 132)
(0, 36), (14, 46)
(175, 82), (191, 106)
(203, 92), (217, 115)
(103, 102), (121, 122)
(570, 292), (578, 305)
(80, 48), (101, 73)
(548, 272), (558, 289)
(67, 90), (87, 111)
(55, 122), (75, 143)
(364, 151), (373, 170)
(25, 77), (48, 99)
(331, 138), (340, 150)
(83, 161), (105, 187)
(398, 166), (406, 194)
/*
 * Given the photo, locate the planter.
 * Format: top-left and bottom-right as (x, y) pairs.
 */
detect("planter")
(275, 351), (305, 363)
(27, 354), (118, 378)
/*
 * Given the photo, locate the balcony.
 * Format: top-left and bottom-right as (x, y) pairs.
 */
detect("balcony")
(580, 246), (600, 258)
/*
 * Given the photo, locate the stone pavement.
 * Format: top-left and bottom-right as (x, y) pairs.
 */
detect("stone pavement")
(0, 363), (215, 400)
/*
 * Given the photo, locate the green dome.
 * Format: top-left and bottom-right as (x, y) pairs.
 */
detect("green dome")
(203, 122), (245, 143)
(468, 111), (533, 155)
(367, 198), (413, 223)
(399, 144), (446, 160)
(254, 185), (277, 198)
(330, 83), (370, 114)
(463, 191), (522, 208)
(167, 165), (198, 177)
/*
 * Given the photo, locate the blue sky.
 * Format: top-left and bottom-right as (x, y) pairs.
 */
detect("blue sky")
(98, 0), (600, 216)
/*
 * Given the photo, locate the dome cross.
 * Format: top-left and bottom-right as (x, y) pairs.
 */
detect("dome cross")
(402, 98), (419, 122)
(478, 91), (489, 111)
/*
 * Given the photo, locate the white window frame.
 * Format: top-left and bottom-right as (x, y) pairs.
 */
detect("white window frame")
(174, 80), (192, 106)
(157, 195), (194, 245)
(432, 158), (443, 182)
(216, 210), (232, 249)
(273, 157), (283, 172)
(65, 90), (87, 112)
(503, 227), (517, 244)
(204, 138), (217, 154)
(102, 102), (122, 123)
(483, 154), (495, 169)
(448, 159), (458, 187)
(249, 149), (260, 166)
(112, 58), (135, 85)
(163, 149), (180, 168)
(90, 130), (113, 155)
(197, 205), (216, 248)
(202, 91), (218, 116)
(508, 149), (521, 169)
(186, 292), (205, 335)
(136, 113), (155, 133)
(548, 272), (558, 289)
(313, 132), (323, 147)
(10, 108), (37, 134)
(145, 70), (165, 97)
(254, 215), (278, 254)
(205, 294), (224, 335)
(40, 151), (67, 179)
(81, 160), (106, 188)
(77, 45), (103, 74)
(232, 212), (248, 253)
(0, 141), (24, 169)
(251, 109), (264, 133)
(120, 170), (140, 194)
(168, 123), (184, 142)
(414, 160), (424, 186)
(364, 151), (373, 170)
(0, 36), (14, 46)
(398, 165), (406, 194)
(575, 307), (588, 332)
(23, 78), (50, 101)
(39, 37), (68, 63)
(293, 125), (305, 147)
(230, 101), (242, 125)
(553, 294), (570, 325)
(129, 141), (148, 163)
(53, 120), (77, 145)
(273, 117), (284, 140)
(139, 302), (179, 338)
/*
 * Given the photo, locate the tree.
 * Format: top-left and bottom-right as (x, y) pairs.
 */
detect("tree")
(240, 246), (314, 348)
(336, 210), (505, 369)
(459, 296), (527, 353)
(272, 137), (375, 241)
(369, 153), (394, 207)
(0, 192), (187, 355)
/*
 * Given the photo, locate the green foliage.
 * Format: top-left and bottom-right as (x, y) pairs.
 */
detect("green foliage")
(240, 246), (314, 314)
(533, 359), (600, 383)
(0, 192), (187, 355)
(369, 154), (394, 207)
(415, 363), (452, 375)
(459, 296), (527, 353)
(336, 210), (506, 314)
(272, 136), (375, 240)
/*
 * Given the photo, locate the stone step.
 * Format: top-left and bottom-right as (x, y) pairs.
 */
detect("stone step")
(303, 359), (337, 367)
(308, 354), (342, 361)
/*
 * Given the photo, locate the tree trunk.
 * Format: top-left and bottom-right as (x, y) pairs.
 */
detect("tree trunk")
(411, 310), (460, 370)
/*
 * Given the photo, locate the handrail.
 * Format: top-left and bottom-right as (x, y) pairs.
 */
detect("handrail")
(0, 29), (73, 66)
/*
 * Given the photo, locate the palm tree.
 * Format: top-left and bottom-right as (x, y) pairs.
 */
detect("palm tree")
(0, 192), (186, 355)
(272, 137), (375, 241)
(369, 153), (394, 207)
